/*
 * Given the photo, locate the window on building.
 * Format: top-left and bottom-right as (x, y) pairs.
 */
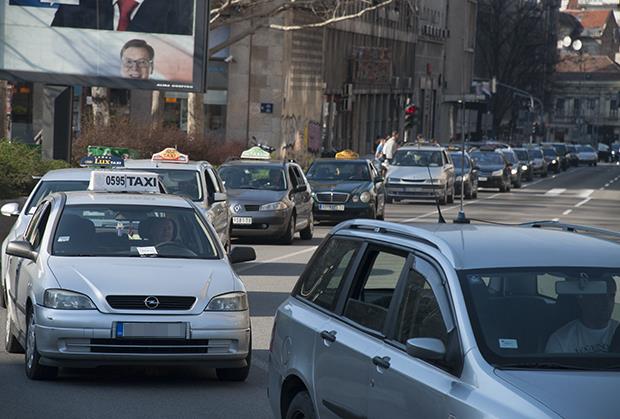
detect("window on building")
(574, 98), (581, 116)
(610, 99), (618, 118)
(555, 98), (565, 117)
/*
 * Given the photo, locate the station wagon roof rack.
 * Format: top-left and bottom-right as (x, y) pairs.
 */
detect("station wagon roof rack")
(520, 220), (620, 241)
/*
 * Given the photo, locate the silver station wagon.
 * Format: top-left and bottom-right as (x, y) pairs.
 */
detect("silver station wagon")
(268, 220), (620, 419)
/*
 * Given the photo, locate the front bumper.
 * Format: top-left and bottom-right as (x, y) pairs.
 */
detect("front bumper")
(386, 184), (444, 200)
(477, 175), (504, 188)
(33, 305), (251, 368)
(313, 202), (374, 221)
(230, 209), (291, 238)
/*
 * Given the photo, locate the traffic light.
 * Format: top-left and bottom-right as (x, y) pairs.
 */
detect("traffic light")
(404, 103), (418, 129)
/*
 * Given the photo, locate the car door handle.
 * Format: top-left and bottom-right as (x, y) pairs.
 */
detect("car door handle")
(320, 330), (337, 343)
(372, 356), (391, 370)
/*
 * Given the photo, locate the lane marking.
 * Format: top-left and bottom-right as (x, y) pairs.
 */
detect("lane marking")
(563, 209), (573, 216)
(552, 218), (560, 222)
(545, 188), (566, 196)
(605, 183), (610, 188)
(577, 189), (594, 198)
(236, 246), (318, 274)
(574, 197), (592, 208)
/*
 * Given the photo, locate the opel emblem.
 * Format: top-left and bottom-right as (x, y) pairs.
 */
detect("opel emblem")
(144, 296), (160, 309)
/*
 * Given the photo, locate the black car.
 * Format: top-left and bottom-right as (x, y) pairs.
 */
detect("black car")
(565, 144), (579, 167)
(542, 146), (561, 174)
(449, 151), (478, 199)
(499, 149), (523, 188)
(470, 149), (511, 192)
(218, 159), (313, 244)
(550, 143), (569, 171)
(513, 148), (534, 181)
(306, 158), (385, 222)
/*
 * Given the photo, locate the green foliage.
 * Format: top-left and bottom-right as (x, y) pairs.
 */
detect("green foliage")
(0, 139), (70, 199)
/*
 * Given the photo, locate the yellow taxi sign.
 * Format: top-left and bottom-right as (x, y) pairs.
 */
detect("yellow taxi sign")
(88, 171), (160, 193)
(335, 150), (359, 160)
(240, 146), (271, 160)
(152, 148), (189, 164)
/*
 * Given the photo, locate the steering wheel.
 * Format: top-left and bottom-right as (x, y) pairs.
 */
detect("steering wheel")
(155, 241), (197, 257)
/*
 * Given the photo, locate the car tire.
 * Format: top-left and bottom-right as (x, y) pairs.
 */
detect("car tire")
(438, 188), (448, 205)
(216, 340), (251, 382)
(499, 181), (507, 192)
(447, 187), (455, 204)
(514, 175), (522, 189)
(299, 214), (313, 240)
(286, 391), (316, 419)
(280, 214), (296, 245)
(25, 308), (58, 380)
(464, 183), (473, 200)
(5, 311), (24, 354)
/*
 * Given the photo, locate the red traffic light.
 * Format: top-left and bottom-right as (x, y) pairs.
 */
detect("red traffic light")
(405, 104), (417, 115)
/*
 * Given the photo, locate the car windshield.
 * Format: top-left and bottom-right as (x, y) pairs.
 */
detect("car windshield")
(52, 204), (218, 259)
(543, 148), (557, 157)
(141, 169), (202, 202)
(219, 165), (287, 191)
(553, 144), (567, 155)
(500, 151), (518, 164)
(529, 149), (543, 159)
(392, 150), (443, 167)
(459, 268), (620, 370)
(567, 145), (576, 153)
(514, 149), (529, 161)
(27, 180), (90, 214)
(449, 153), (470, 170)
(470, 151), (504, 165)
(577, 145), (595, 153)
(306, 161), (370, 181)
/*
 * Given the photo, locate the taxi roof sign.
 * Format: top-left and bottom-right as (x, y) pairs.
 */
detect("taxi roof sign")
(80, 155), (125, 168)
(335, 149), (359, 160)
(240, 146), (271, 160)
(88, 171), (160, 194)
(152, 148), (189, 164)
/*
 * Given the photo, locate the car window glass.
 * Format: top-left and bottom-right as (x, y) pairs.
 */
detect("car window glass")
(26, 180), (90, 214)
(288, 167), (299, 189)
(297, 238), (361, 312)
(293, 166), (306, 186)
(204, 168), (217, 197)
(394, 268), (448, 345)
(343, 250), (407, 333)
(25, 202), (47, 243)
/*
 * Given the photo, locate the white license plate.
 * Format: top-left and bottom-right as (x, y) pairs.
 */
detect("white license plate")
(233, 216), (253, 225)
(115, 322), (186, 339)
(479, 177), (488, 181)
(319, 204), (345, 211)
(389, 187), (405, 192)
(405, 188), (423, 192)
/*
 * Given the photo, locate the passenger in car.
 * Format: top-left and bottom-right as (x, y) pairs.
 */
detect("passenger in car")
(545, 278), (618, 353)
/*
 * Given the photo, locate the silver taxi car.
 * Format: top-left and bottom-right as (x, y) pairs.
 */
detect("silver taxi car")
(268, 219), (620, 419)
(4, 171), (255, 380)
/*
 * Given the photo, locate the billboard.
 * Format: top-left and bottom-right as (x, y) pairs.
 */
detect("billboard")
(0, 0), (209, 92)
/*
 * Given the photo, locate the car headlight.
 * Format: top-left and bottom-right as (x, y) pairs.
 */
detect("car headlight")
(511, 168), (518, 175)
(492, 170), (503, 176)
(521, 165), (528, 171)
(388, 177), (400, 183)
(552, 159), (557, 164)
(205, 292), (248, 311)
(260, 201), (287, 211)
(44, 289), (96, 310)
(426, 178), (445, 185)
(456, 176), (463, 182)
(359, 192), (371, 203)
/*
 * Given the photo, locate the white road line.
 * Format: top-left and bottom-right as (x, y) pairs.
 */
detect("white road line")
(402, 206), (458, 223)
(552, 218), (560, 222)
(545, 188), (566, 196)
(600, 187), (606, 190)
(575, 197), (592, 208)
(605, 183), (610, 188)
(236, 246), (318, 274)
(563, 209), (573, 216)
(577, 189), (594, 198)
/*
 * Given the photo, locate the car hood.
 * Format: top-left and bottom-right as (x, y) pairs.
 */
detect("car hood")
(309, 180), (370, 194)
(226, 188), (287, 204)
(47, 257), (237, 313)
(387, 166), (445, 180)
(476, 164), (504, 173)
(578, 152), (597, 157)
(495, 369), (620, 418)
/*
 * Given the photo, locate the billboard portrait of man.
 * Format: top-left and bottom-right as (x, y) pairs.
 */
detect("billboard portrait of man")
(50, 0), (194, 35)
(120, 39), (154, 79)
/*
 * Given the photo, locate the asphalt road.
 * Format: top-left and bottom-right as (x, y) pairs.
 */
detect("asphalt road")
(1, 163), (619, 419)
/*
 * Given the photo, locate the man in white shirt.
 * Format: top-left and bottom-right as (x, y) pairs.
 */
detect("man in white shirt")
(383, 131), (399, 164)
(546, 278), (619, 353)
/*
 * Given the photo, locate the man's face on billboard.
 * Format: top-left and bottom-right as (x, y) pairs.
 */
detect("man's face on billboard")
(121, 47), (152, 79)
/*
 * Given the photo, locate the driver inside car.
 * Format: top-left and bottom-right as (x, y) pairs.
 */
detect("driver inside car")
(149, 218), (177, 245)
(546, 278), (619, 353)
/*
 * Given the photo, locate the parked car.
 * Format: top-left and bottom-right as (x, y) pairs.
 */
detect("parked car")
(218, 159), (313, 244)
(576, 145), (598, 166)
(542, 146), (561, 174)
(469, 148), (512, 192)
(513, 148), (534, 181)
(306, 158), (386, 222)
(268, 219), (620, 419)
(449, 151), (478, 199)
(385, 145), (455, 205)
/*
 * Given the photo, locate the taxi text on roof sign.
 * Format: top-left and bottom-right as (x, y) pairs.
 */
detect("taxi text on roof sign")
(240, 146), (271, 160)
(79, 155), (125, 168)
(152, 148), (189, 163)
(88, 171), (160, 193)
(335, 149), (359, 160)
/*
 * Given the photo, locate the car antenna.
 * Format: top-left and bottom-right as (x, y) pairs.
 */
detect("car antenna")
(426, 158), (446, 224)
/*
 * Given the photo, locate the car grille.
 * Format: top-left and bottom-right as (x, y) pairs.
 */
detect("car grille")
(244, 205), (260, 211)
(106, 296), (196, 310)
(88, 339), (211, 354)
(315, 192), (349, 203)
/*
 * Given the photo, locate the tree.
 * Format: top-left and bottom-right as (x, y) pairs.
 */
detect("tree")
(0, 80), (8, 139)
(476, 0), (556, 135)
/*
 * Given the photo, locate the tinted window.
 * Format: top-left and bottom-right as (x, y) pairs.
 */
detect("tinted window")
(501, 151), (518, 164)
(529, 149), (544, 159)
(306, 161), (371, 181)
(450, 153), (470, 169)
(219, 165), (287, 191)
(343, 249), (407, 332)
(543, 148), (557, 157)
(514, 149), (529, 161)
(392, 150), (443, 167)
(27, 180), (89, 214)
(553, 144), (567, 155)
(143, 169), (202, 201)
(577, 145), (595, 153)
(297, 238), (361, 311)
(470, 151), (504, 165)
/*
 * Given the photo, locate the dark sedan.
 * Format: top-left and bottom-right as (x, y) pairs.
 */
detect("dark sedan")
(542, 146), (561, 174)
(306, 158), (385, 222)
(470, 149), (511, 192)
(449, 151), (478, 199)
(513, 148), (534, 181)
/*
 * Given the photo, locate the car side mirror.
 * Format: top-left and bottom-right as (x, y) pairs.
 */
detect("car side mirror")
(473, 166), (480, 171)
(1, 202), (21, 217)
(6, 240), (37, 261)
(375, 176), (384, 183)
(294, 185), (307, 193)
(229, 246), (256, 264)
(405, 338), (446, 361)
(213, 192), (227, 203)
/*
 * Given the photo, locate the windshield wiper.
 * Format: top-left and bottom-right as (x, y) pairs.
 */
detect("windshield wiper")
(497, 362), (597, 371)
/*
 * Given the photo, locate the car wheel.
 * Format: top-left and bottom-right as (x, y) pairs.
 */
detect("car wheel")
(5, 310), (24, 354)
(438, 189), (448, 205)
(299, 213), (313, 240)
(514, 175), (522, 189)
(286, 391), (316, 419)
(447, 186), (455, 204)
(280, 214), (296, 245)
(25, 308), (58, 380)
(216, 339), (251, 382)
